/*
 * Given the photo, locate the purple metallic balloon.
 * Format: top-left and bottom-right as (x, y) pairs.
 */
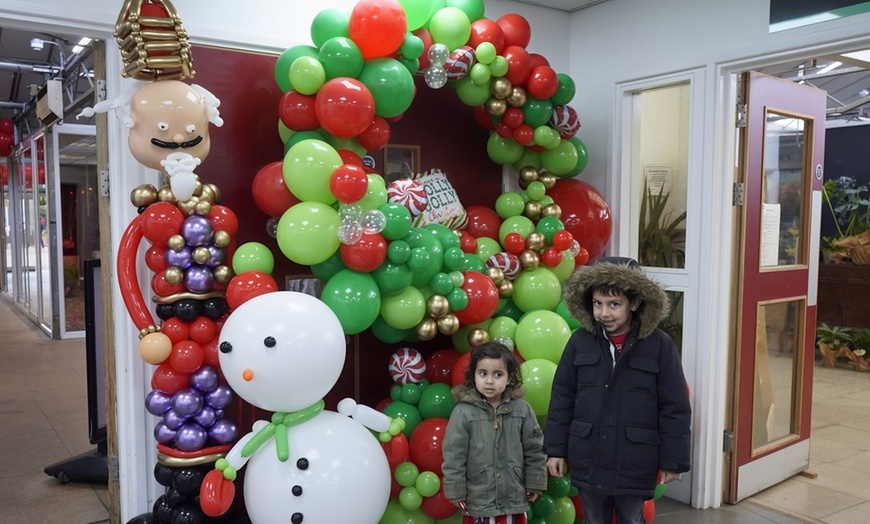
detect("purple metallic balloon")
(190, 365), (219, 392)
(163, 408), (187, 430)
(184, 265), (215, 293)
(193, 406), (217, 428)
(206, 244), (225, 268)
(207, 419), (238, 445)
(145, 389), (172, 416)
(154, 422), (176, 445)
(171, 387), (204, 418)
(182, 216), (214, 247)
(175, 422), (208, 451)
(164, 245), (193, 270)
(205, 385), (233, 410)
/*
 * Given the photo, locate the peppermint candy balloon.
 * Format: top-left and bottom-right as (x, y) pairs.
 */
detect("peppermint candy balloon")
(388, 347), (427, 384)
(444, 46), (476, 80)
(550, 105), (581, 139)
(487, 252), (522, 280)
(387, 178), (428, 217)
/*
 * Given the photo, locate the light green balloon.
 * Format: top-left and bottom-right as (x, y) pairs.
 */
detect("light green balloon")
(283, 139), (341, 204)
(276, 202), (340, 265)
(455, 75), (492, 107)
(429, 7), (471, 51)
(289, 56), (326, 96)
(541, 139), (579, 176)
(278, 119), (293, 144)
(516, 309), (571, 363)
(495, 192), (526, 219)
(550, 250), (576, 282)
(488, 316), (518, 341)
(520, 358), (557, 416)
(511, 147), (542, 173)
(489, 56), (508, 77)
(274, 45), (318, 93)
(549, 495), (578, 524)
(533, 125), (558, 149)
(380, 285), (426, 329)
(415, 471), (442, 497)
(446, 0), (485, 22)
(475, 42), (496, 64)
(475, 236), (501, 262)
(395, 461), (420, 487)
(400, 0), (435, 31)
(487, 132), (524, 165)
(399, 486), (423, 511)
(357, 174), (388, 210)
(468, 62), (491, 85)
(512, 267), (563, 313)
(320, 269), (381, 335)
(232, 242), (274, 275)
(498, 215), (535, 246)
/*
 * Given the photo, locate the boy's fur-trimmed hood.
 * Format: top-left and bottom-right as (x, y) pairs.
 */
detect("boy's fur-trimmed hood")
(452, 384), (524, 404)
(563, 261), (670, 339)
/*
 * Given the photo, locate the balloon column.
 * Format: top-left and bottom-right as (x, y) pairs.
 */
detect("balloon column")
(82, 2), (241, 523)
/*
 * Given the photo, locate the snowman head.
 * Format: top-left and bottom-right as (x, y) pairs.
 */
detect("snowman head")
(218, 291), (346, 412)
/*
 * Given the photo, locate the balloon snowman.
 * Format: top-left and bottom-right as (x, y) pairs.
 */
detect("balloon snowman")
(200, 291), (393, 523)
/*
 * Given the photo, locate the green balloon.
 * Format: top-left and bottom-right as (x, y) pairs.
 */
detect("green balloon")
(522, 97), (553, 128)
(447, 287), (469, 311)
(400, 383), (423, 405)
(547, 475), (572, 499)
(455, 75), (492, 107)
(527, 180), (547, 202)
(325, 135), (368, 157)
(232, 242), (274, 275)
(274, 45), (318, 93)
(550, 73), (576, 106)
(379, 499), (408, 524)
(276, 202), (340, 265)
(551, 250), (576, 282)
(446, 0), (485, 22)
(469, 62), (491, 85)
(475, 236), (501, 262)
(475, 41), (496, 64)
(512, 148), (543, 173)
(410, 229), (444, 288)
(443, 246), (466, 271)
(463, 254), (485, 272)
(520, 358), (557, 416)
(415, 471), (442, 498)
(318, 36), (364, 80)
(533, 125), (558, 149)
(380, 285), (426, 329)
(359, 58), (415, 118)
(372, 261), (414, 296)
(289, 55), (326, 96)
(516, 309), (571, 363)
(531, 494), (555, 517)
(489, 56), (508, 77)
(418, 382), (456, 419)
(536, 216), (565, 243)
(429, 272), (453, 296)
(371, 315), (411, 343)
(394, 461), (420, 487)
(380, 202), (413, 240)
(400, 0), (435, 31)
(494, 297), (523, 322)
(488, 316), (518, 341)
(357, 174), (388, 211)
(310, 8), (349, 47)
(283, 139), (341, 204)
(499, 215), (535, 246)
(401, 33), (425, 60)
(429, 7), (471, 51)
(399, 486), (424, 511)
(554, 299), (581, 330)
(285, 130), (325, 152)
(512, 267), (563, 314)
(548, 495), (577, 524)
(311, 250), (347, 281)
(320, 269), (381, 334)
(388, 240), (412, 264)
(278, 119), (293, 144)
(426, 223), (460, 250)
(495, 192), (525, 219)
(565, 136), (589, 178)
(382, 401), (423, 437)
(487, 132), (524, 165)
(654, 482), (668, 500)
(541, 139), (579, 177)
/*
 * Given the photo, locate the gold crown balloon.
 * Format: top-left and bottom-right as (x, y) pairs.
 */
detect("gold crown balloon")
(114, 0), (194, 80)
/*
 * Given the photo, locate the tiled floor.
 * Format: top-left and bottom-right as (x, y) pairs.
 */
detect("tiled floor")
(1, 295), (868, 524)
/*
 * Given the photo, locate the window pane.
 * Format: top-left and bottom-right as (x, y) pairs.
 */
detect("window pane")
(630, 83), (690, 269)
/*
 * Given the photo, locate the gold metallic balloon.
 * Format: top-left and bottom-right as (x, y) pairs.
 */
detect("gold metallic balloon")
(192, 246), (211, 265)
(131, 184), (158, 208)
(416, 318), (438, 341)
(427, 295), (450, 319)
(157, 186), (177, 204)
(192, 179), (204, 197)
(542, 203), (562, 219)
(484, 267), (505, 285)
(467, 328), (491, 348)
(538, 173), (557, 190)
(497, 280), (514, 297)
(437, 314), (460, 336)
(526, 232), (546, 251)
(485, 97), (507, 117)
(213, 230), (231, 248)
(491, 77), (512, 99)
(519, 166), (539, 184)
(517, 178), (529, 190)
(198, 184), (216, 204)
(523, 200), (542, 221)
(213, 265), (233, 284)
(519, 250), (540, 270)
(167, 234), (186, 251)
(178, 196), (200, 216)
(206, 183), (222, 204)
(507, 87), (527, 107)
(195, 200), (212, 216)
(164, 267), (183, 285)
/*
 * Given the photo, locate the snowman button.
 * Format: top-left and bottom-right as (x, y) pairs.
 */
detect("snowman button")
(292, 485), (303, 496)
(291, 512), (303, 523)
(296, 457), (309, 470)
(264, 336), (276, 347)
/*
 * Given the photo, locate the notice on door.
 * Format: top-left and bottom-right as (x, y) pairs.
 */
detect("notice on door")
(761, 203), (781, 267)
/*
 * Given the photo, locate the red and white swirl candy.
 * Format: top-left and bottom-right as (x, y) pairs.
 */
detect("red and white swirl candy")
(487, 252), (522, 280)
(387, 178), (428, 217)
(444, 46), (476, 81)
(388, 347), (427, 384)
(550, 105), (581, 139)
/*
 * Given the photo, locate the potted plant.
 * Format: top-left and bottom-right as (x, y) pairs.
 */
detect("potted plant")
(815, 322), (852, 368)
(821, 176), (870, 264)
(638, 178), (687, 268)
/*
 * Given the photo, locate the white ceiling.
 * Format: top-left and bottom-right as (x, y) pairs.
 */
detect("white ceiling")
(510, 0), (610, 13)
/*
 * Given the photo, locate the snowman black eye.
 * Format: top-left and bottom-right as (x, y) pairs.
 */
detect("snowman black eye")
(264, 336), (276, 348)
(219, 341), (232, 353)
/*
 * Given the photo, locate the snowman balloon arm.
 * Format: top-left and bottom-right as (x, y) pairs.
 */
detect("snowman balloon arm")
(337, 398), (391, 432)
(200, 421), (266, 518)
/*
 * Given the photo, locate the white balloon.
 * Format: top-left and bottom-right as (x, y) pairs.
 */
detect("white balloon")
(361, 209), (386, 234)
(424, 66), (448, 89)
(428, 43), (449, 67)
(338, 218), (364, 245)
(339, 203), (364, 222)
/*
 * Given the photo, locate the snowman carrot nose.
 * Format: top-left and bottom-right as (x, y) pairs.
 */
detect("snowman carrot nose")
(243, 369), (254, 381)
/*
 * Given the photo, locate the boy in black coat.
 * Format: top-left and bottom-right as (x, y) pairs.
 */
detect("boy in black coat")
(544, 257), (691, 524)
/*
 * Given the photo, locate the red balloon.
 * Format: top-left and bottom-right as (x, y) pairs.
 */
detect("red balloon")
(644, 499), (656, 522)
(145, 244), (168, 273)
(189, 316), (217, 344)
(207, 205), (239, 237)
(381, 431), (409, 468)
(375, 396), (392, 413)
(340, 232), (387, 272)
(357, 116), (392, 151)
(541, 247), (562, 267)
(338, 149), (364, 167)
(504, 232), (526, 255)
(548, 179), (612, 262)
(495, 121), (512, 138)
(252, 161), (300, 218)
(472, 105), (495, 130)
(468, 18), (505, 54)
(497, 13), (531, 49)
(452, 351), (472, 386)
(330, 163), (369, 203)
(226, 271), (279, 311)
(348, 0), (408, 60)
(409, 417), (448, 475)
(512, 124), (534, 146)
(464, 205), (502, 240)
(454, 271), (499, 326)
(0, 118), (13, 135)
(421, 485), (459, 520)
(0, 132), (12, 149)
(503, 46), (532, 87)
(151, 270), (186, 297)
(315, 78), (376, 138)
(513, 350), (524, 365)
(552, 230), (574, 251)
(169, 340), (205, 374)
(151, 362), (190, 394)
(0, 143), (11, 158)
(459, 231), (477, 254)
(502, 107), (524, 129)
(202, 337), (220, 369)
(140, 202), (184, 244)
(161, 317), (191, 345)
(529, 53), (550, 69)
(413, 27), (434, 70)
(575, 246), (590, 267)
(526, 65), (559, 100)
(425, 349), (461, 384)
(278, 90), (319, 131)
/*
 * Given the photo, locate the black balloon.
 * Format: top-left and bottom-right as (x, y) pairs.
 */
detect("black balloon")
(154, 463), (174, 487)
(172, 467), (206, 496)
(152, 495), (173, 524)
(165, 487), (186, 508)
(201, 298), (227, 320)
(174, 299), (201, 322)
(156, 304), (175, 321)
(171, 502), (205, 524)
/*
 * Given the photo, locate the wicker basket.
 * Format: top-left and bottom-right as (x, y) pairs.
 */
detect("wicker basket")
(851, 245), (870, 265)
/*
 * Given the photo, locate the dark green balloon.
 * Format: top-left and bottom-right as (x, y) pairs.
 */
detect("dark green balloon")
(359, 58), (416, 118)
(550, 73), (576, 106)
(321, 269), (381, 335)
(318, 36), (364, 80)
(381, 400), (423, 437)
(371, 315), (410, 344)
(521, 97), (553, 128)
(417, 382), (456, 419)
(372, 261), (414, 296)
(494, 297), (524, 322)
(380, 202), (413, 240)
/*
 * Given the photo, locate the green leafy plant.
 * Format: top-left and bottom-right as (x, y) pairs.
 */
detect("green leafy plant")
(815, 322), (853, 347)
(850, 329), (870, 358)
(638, 178), (687, 268)
(823, 176), (870, 240)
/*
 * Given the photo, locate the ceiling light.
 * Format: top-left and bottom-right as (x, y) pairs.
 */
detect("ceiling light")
(72, 37), (92, 55)
(30, 38), (45, 51)
(860, 89), (870, 98)
(816, 61), (842, 75)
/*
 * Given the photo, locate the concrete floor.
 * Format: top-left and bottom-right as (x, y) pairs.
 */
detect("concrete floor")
(1, 295), (868, 524)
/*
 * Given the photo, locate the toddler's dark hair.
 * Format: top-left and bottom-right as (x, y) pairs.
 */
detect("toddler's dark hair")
(463, 341), (523, 390)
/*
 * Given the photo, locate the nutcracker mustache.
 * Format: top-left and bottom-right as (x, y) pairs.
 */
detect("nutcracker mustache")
(151, 136), (204, 149)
